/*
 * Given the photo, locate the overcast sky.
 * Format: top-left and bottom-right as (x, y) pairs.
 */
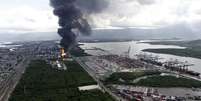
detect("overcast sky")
(1, 0), (201, 34)
(0, 0), (58, 33)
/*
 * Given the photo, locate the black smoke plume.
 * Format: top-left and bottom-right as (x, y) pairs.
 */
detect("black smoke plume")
(50, 0), (108, 50)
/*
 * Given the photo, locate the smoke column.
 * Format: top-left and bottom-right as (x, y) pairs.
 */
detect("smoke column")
(50, 0), (108, 50)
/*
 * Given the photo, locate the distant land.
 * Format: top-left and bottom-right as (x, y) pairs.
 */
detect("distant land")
(1, 26), (201, 42)
(143, 40), (201, 59)
(0, 32), (60, 42)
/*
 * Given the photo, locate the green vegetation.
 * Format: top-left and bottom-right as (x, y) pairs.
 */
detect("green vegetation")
(136, 75), (201, 88)
(142, 41), (185, 46)
(9, 60), (114, 101)
(104, 71), (161, 84)
(143, 48), (201, 59)
(64, 61), (97, 86)
(105, 71), (201, 88)
(143, 39), (201, 59)
(144, 40), (201, 48)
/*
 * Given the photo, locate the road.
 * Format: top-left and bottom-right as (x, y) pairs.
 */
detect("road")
(74, 57), (125, 101)
(0, 56), (30, 101)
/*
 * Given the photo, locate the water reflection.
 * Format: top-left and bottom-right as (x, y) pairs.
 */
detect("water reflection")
(80, 41), (201, 73)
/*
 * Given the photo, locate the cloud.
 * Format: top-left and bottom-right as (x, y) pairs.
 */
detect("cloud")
(25, 18), (36, 23)
(0, 0), (58, 33)
(76, 0), (109, 13)
(89, 0), (201, 31)
(1, 0), (201, 34)
(136, 0), (155, 5)
(0, 2), (58, 33)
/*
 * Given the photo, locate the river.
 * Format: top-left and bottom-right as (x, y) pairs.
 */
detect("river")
(80, 41), (201, 74)
(0, 42), (21, 48)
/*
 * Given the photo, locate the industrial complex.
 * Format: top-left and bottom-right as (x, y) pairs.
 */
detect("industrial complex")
(76, 46), (201, 101)
(1, 41), (201, 101)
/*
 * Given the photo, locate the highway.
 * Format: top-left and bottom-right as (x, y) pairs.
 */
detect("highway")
(0, 40), (63, 101)
(0, 56), (30, 101)
(74, 57), (125, 101)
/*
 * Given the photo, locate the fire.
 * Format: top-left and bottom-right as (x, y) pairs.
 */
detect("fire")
(60, 47), (66, 58)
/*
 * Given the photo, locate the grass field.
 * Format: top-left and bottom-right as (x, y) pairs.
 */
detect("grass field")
(136, 75), (201, 88)
(143, 40), (201, 59)
(104, 71), (161, 84)
(105, 71), (201, 88)
(9, 60), (114, 101)
(143, 48), (201, 59)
